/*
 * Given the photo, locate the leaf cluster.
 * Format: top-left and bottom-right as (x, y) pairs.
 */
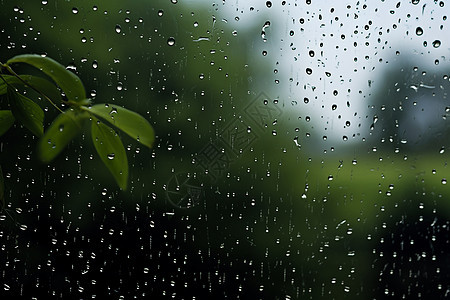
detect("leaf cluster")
(0, 54), (155, 201)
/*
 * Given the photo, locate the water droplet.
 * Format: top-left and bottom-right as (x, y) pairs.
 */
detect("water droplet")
(412, 0), (420, 4)
(59, 124), (64, 132)
(441, 178), (447, 185)
(266, 1), (272, 8)
(331, 104), (337, 110)
(328, 175), (333, 181)
(107, 153), (115, 160)
(72, 7), (78, 14)
(92, 60), (98, 69)
(158, 9), (164, 17)
(115, 24), (121, 34)
(199, 73), (204, 80)
(416, 27), (423, 36)
(116, 82), (123, 91)
(66, 63), (77, 72)
(41, 0), (48, 5)
(439, 147), (445, 154)
(167, 37), (175, 46)
(306, 68), (312, 75)
(432, 40), (441, 48)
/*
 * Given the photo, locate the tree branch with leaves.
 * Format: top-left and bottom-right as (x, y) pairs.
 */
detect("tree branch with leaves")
(0, 54), (155, 206)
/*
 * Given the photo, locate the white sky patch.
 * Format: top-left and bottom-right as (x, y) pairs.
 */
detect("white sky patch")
(184, 0), (450, 144)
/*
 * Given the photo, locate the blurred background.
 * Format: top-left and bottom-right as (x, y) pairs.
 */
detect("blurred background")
(0, 0), (449, 298)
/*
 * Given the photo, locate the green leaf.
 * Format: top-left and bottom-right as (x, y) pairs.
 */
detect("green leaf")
(38, 109), (88, 163)
(7, 86), (44, 137)
(87, 104), (155, 148)
(0, 75), (62, 103)
(0, 110), (15, 136)
(91, 118), (128, 190)
(6, 54), (86, 102)
(0, 75), (24, 95)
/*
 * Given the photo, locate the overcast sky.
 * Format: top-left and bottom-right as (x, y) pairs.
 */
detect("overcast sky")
(184, 0), (449, 145)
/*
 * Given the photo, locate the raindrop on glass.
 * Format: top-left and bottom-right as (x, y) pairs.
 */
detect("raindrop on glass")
(432, 40), (441, 48)
(167, 37), (175, 46)
(415, 27), (423, 36)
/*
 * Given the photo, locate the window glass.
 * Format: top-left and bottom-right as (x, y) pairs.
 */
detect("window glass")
(1, 1), (449, 298)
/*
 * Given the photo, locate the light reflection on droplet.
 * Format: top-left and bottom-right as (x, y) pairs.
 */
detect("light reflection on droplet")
(167, 37), (175, 46)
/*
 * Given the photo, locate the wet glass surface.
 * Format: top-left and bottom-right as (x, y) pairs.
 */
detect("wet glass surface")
(0, 1), (449, 298)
